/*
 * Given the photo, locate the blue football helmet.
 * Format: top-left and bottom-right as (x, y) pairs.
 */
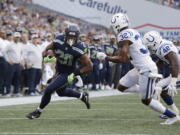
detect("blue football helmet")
(65, 25), (80, 46)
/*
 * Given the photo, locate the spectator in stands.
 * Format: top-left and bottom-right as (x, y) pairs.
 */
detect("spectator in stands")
(88, 35), (103, 90)
(106, 35), (119, 89)
(24, 34), (43, 96)
(0, 0), (138, 95)
(4, 32), (23, 96)
(0, 30), (8, 96)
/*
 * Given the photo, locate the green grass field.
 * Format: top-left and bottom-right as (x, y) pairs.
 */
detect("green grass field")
(0, 93), (180, 135)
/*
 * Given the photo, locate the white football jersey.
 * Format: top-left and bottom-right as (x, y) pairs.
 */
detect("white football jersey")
(156, 39), (180, 67)
(117, 29), (157, 73)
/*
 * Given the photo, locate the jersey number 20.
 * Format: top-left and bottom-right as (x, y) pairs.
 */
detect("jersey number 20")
(57, 50), (73, 66)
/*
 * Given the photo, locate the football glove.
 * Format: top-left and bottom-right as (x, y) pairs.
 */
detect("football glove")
(67, 73), (75, 84)
(154, 86), (162, 100)
(43, 56), (56, 63)
(165, 77), (177, 96)
(67, 69), (81, 84)
(96, 52), (107, 61)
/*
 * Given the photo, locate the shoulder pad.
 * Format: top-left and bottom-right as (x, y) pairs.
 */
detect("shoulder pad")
(53, 34), (65, 45)
(55, 33), (64, 41)
(159, 43), (172, 56)
(117, 29), (134, 42)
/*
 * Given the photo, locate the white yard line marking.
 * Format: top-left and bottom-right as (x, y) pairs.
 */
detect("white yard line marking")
(0, 102), (141, 109)
(52, 102), (140, 105)
(0, 132), (151, 135)
(0, 108), (141, 111)
(0, 133), (88, 135)
(0, 90), (131, 107)
(0, 117), (159, 121)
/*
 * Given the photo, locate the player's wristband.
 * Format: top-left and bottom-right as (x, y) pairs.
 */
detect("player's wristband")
(74, 69), (81, 76)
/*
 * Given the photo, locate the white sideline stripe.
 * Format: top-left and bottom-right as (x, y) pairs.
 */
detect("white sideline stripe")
(52, 102), (140, 105)
(0, 133), (87, 135)
(0, 108), (139, 111)
(0, 117), (159, 121)
(0, 133), (151, 135)
(0, 90), (130, 107)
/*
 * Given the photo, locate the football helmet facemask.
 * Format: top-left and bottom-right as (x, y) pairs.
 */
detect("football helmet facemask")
(65, 25), (80, 47)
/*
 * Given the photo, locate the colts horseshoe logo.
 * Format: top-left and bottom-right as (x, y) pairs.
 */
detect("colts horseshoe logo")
(111, 17), (116, 24)
(146, 34), (155, 42)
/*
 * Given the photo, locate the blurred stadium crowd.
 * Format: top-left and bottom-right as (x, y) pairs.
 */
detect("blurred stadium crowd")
(0, 0), (131, 97)
(0, 0), (180, 97)
(148, 0), (180, 9)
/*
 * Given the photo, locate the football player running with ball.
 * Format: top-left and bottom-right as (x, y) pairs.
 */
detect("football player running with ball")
(26, 25), (92, 119)
(97, 13), (180, 125)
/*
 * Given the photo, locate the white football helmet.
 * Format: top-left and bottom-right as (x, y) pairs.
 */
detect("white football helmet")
(142, 31), (162, 52)
(110, 13), (130, 34)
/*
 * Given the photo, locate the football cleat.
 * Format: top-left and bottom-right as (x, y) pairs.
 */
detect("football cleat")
(159, 114), (168, 119)
(81, 92), (90, 109)
(160, 116), (180, 125)
(26, 109), (41, 119)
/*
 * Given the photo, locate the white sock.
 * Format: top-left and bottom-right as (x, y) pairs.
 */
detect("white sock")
(79, 93), (83, 99)
(148, 99), (166, 113)
(96, 84), (100, 89)
(37, 107), (42, 112)
(126, 85), (139, 92)
(169, 103), (179, 115)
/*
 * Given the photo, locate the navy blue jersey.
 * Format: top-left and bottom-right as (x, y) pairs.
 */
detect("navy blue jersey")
(88, 44), (103, 64)
(103, 43), (117, 56)
(53, 34), (86, 74)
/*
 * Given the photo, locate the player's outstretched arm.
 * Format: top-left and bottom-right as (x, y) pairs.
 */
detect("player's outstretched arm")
(165, 51), (179, 78)
(106, 40), (130, 63)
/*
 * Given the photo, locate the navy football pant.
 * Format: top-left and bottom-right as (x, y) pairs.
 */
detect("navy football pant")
(90, 64), (100, 90)
(39, 73), (81, 109)
(5, 63), (22, 94)
(0, 57), (8, 95)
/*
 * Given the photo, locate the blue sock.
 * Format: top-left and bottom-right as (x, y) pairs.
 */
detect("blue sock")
(161, 94), (173, 105)
(163, 109), (176, 118)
